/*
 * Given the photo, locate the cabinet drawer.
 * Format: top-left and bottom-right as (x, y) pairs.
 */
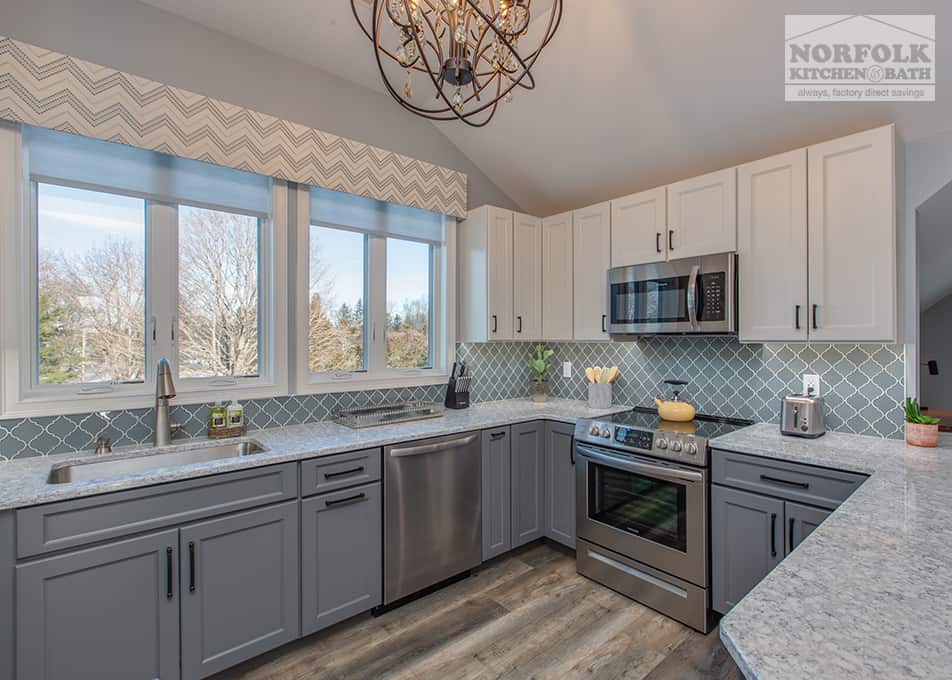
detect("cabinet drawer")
(17, 463), (297, 559)
(301, 448), (381, 497)
(712, 449), (865, 510)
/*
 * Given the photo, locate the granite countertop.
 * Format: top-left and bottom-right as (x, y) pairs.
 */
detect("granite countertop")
(710, 423), (952, 680)
(0, 398), (630, 511)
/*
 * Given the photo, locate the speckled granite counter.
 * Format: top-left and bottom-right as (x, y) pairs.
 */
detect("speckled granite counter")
(0, 398), (629, 511)
(711, 424), (952, 680)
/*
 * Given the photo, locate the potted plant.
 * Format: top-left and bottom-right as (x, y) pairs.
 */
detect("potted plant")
(528, 344), (554, 403)
(904, 398), (941, 447)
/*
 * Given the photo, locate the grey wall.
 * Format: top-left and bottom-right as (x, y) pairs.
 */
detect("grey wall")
(0, 0), (520, 212)
(920, 294), (952, 411)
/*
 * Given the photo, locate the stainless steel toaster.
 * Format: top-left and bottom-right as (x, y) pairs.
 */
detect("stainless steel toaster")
(780, 394), (826, 438)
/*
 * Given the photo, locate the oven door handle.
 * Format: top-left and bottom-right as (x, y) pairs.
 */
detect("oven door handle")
(575, 444), (703, 484)
(687, 264), (700, 330)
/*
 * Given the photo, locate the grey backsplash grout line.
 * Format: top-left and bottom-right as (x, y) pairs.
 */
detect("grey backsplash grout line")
(0, 338), (904, 460)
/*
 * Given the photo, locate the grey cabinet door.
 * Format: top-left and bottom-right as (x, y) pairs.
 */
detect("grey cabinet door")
(481, 427), (511, 561)
(544, 421), (576, 548)
(16, 529), (180, 680)
(711, 485), (784, 614)
(785, 501), (831, 555)
(511, 421), (545, 548)
(180, 501), (299, 679)
(301, 482), (382, 636)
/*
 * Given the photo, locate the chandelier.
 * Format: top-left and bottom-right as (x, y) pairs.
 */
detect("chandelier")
(351, 0), (562, 127)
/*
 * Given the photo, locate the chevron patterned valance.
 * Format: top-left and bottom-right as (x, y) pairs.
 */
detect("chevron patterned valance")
(0, 37), (467, 217)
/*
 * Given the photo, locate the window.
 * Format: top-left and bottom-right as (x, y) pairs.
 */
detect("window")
(0, 125), (287, 416)
(297, 187), (452, 391)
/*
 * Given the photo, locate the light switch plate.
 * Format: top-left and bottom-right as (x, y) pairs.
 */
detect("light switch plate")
(562, 361), (572, 378)
(803, 374), (821, 397)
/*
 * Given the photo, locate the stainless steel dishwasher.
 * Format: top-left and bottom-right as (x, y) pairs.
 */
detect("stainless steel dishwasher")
(383, 431), (481, 604)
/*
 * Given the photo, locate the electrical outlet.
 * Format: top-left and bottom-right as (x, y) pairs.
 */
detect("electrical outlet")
(803, 374), (821, 397)
(562, 361), (572, 378)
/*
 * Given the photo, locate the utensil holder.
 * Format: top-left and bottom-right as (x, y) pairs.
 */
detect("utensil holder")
(588, 383), (612, 409)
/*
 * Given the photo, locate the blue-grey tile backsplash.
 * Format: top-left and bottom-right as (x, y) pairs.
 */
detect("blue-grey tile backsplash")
(0, 338), (904, 459)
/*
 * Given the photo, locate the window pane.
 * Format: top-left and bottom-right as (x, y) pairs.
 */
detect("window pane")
(386, 238), (431, 369)
(36, 183), (146, 385)
(178, 206), (260, 378)
(309, 226), (365, 372)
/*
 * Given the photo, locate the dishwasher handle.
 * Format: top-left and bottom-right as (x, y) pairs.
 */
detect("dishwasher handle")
(389, 433), (479, 458)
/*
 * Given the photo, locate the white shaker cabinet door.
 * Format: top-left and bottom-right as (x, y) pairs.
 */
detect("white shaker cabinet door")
(667, 167), (737, 259)
(572, 201), (611, 341)
(541, 211), (574, 340)
(512, 212), (543, 340)
(807, 125), (896, 342)
(737, 148), (808, 342)
(487, 206), (515, 340)
(611, 186), (667, 267)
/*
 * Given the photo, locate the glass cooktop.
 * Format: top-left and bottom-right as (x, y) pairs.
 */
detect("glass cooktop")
(609, 406), (754, 440)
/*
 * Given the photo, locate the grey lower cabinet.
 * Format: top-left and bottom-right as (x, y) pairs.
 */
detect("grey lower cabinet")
(786, 500), (831, 554)
(511, 422), (545, 548)
(180, 501), (300, 679)
(481, 427), (512, 560)
(543, 421), (576, 548)
(16, 528), (181, 680)
(301, 482), (382, 636)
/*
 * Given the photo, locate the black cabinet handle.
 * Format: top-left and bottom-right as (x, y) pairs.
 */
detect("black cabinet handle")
(795, 305), (801, 330)
(490, 431), (506, 440)
(770, 513), (777, 557)
(789, 517), (795, 553)
(668, 230), (675, 251)
(166, 547), (174, 600)
(325, 492), (367, 508)
(491, 315), (498, 333)
(188, 541), (196, 593)
(601, 314), (607, 333)
(656, 232), (662, 253)
(812, 304), (818, 330)
(324, 466), (364, 479)
(760, 474), (810, 489)
(570, 444), (576, 466)
(516, 316), (523, 333)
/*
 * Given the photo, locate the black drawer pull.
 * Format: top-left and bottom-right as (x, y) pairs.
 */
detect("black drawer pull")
(770, 513), (777, 557)
(188, 541), (196, 592)
(760, 474), (810, 489)
(166, 547), (174, 600)
(325, 492), (366, 508)
(789, 517), (795, 553)
(324, 466), (365, 480)
(490, 431), (506, 440)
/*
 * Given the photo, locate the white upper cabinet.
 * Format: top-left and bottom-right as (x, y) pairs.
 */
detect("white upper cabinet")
(541, 211), (574, 341)
(611, 187), (667, 267)
(807, 125), (896, 342)
(457, 205), (514, 342)
(666, 167), (737, 260)
(512, 212), (543, 339)
(572, 201), (611, 340)
(738, 149), (808, 342)
(486, 207), (514, 340)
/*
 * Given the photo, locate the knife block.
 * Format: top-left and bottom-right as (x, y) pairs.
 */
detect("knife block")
(445, 375), (471, 409)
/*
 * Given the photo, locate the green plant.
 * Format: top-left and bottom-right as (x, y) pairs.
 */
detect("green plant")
(528, 344), (554, 382)
(904, 398), (940, 425)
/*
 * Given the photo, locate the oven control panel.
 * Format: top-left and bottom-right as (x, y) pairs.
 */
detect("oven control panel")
(614, 427), (653, 450)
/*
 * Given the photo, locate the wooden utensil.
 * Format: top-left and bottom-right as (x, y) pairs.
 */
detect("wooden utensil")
(585, 367), (595, 384)
(593, 367), (602, 384)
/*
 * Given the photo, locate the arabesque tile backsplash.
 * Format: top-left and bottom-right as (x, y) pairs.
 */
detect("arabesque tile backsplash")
(0, 338), (904, 459)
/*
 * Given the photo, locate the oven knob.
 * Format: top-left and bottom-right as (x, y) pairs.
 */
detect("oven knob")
(590, 425), (601, 436)
(670, 440), (683, 453)
(600, 427), (612, 438)
(656, 438), (668, 450)
(684, 442), (699, 455)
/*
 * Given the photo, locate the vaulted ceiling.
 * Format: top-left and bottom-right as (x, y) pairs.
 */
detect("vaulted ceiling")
(141, 1), (952, 216)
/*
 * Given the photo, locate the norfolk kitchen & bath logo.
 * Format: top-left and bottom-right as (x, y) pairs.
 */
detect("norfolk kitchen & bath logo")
(785, 15), (935, 101)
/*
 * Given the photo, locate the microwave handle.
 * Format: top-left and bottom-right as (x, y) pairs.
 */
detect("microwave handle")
(687, 265), (700, 330)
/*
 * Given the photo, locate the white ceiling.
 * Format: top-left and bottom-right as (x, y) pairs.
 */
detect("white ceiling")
(140, 1), (952, 216)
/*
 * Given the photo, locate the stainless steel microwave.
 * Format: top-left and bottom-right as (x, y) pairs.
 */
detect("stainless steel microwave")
(607, 253), (737, 335)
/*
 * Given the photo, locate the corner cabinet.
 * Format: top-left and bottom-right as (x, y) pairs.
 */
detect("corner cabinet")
(511, 422), (545, 548)
(572, 201), (612, 340)
(666, 168), (737, 260)
(542, 211), (574, 340)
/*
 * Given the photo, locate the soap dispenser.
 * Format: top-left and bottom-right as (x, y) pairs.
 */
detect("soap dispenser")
(227, 398), (244, 428)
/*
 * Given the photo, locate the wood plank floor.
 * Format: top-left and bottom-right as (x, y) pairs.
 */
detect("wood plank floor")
(214, 542), (742, 680)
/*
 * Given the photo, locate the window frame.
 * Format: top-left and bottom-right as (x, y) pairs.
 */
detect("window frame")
(292, 186), (455, 394)
(0, 123), (288, 418)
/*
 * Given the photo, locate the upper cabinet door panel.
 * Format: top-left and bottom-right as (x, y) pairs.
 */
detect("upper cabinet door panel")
(667, 167), (737, 259)
(572, 201), (611, 341)
(512, 212), (543, 339)
(807, 125), (896, 342)
(542, 211), (574, 340)
(611, 187), (667, 267)
(738, 149), (808, 343)
(487, 206), (514, 340)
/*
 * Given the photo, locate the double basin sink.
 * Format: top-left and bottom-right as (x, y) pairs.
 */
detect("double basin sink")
(47, 440), (269, 484)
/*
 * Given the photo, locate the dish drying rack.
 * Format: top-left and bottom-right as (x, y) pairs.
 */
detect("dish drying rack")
(334, 400), (445, 429)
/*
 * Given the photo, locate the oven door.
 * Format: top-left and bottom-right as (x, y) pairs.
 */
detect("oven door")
(575, 443), (708, 587)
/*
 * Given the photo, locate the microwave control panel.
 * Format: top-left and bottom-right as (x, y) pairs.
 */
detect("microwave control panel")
(698, 272), (726, 321)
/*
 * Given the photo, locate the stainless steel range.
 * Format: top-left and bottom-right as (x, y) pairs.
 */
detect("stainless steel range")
(574, 407), (752, 632)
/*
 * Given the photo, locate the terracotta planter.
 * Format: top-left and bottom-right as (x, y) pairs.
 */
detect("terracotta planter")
(905, 421), (939, 448)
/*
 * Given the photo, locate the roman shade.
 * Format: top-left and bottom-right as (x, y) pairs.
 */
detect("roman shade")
(310, 186), (445, 244)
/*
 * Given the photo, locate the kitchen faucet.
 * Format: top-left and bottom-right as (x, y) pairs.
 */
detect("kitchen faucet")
(154, 358), (182, 446)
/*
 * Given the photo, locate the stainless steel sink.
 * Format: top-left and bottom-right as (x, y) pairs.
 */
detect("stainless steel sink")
(47, 440), (269, 484)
